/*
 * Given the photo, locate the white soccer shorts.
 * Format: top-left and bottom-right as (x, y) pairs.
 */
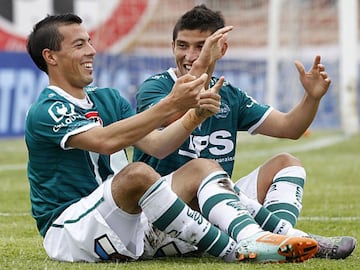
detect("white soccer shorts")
(43, 178), (145, 262)
(43, 174), (197, 262)
(234, 167), (260, 201)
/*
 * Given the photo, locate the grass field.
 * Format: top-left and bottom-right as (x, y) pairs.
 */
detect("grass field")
(0, 130), (359, 269)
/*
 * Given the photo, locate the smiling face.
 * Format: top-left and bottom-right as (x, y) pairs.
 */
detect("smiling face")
(172, 29), (212, 77)
(45, 23), (96, 98)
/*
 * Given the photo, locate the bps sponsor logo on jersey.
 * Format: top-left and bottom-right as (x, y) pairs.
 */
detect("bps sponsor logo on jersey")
(179, 130), (235, 159)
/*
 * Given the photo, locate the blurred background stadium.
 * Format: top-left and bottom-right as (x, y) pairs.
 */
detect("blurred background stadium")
(0, 0), (359, 138)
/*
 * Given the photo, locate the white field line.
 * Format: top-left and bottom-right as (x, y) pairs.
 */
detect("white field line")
(0, 212), (358, 222)
(237, 134), (349, 158)
(0, 163), (26, 171)
(0, 212), (30, 216)
(298, 216), (360, 221)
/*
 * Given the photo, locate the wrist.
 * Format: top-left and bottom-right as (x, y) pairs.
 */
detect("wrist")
(181, 109), (206, 131)
(158, 96), (179, 117)
(190, 60), (208, 76)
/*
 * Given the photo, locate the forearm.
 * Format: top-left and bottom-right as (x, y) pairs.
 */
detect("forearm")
(135, 109), (205, 159)
(106, 98), (183, 147)
(285, 94), (320, 138)
(190, 55), (215, 89)
(257, 94), (321, 139)
(68, 97), (182, 154)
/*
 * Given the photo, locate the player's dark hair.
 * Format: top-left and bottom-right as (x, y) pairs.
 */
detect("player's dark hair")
(172, 4), (225, 42)
(26, 13), (82, 74)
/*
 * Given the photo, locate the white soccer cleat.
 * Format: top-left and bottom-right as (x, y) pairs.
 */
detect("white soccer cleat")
(234, 231), (318, 263)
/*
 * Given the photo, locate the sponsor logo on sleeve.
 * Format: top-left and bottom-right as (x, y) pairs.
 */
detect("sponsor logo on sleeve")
(48, 101), (83, 132)
(48, 101), (77, 122)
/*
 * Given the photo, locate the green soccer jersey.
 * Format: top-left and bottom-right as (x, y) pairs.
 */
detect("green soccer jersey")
(25, 85), (133, 236)
(133, 68), (272, 177)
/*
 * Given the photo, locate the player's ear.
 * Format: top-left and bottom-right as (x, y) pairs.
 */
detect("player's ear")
(42, 48), (57, 66)
(221, 42), (228, 56)
(171, 41), (175, 54)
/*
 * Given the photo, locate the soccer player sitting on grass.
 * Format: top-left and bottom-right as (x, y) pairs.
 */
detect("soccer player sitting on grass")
(133, 4), (356, 260)
(25, 13), (319, 263)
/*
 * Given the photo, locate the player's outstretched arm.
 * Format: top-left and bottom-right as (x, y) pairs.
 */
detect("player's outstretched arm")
(67, 74), (208, 154)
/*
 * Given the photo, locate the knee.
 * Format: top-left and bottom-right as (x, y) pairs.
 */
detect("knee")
(273, 153), (302, 168)
(186, 158), (223, 177)
(174, 158), (224, 192)
(112, 162), (160, 200)
(187, 158), (225, 187)
(119, 162), (160, 188)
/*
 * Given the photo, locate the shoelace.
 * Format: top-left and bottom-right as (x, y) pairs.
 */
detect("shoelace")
(317, 243), (338, 257)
